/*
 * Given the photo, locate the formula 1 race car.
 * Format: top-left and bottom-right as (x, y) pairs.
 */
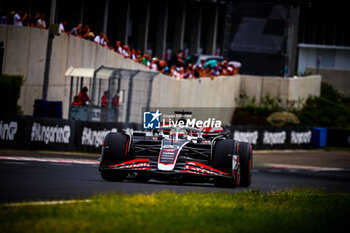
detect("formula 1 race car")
(99, 125), (253, 188)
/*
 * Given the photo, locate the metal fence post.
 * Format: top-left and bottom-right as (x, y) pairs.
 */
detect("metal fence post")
(125, 71), (139, 124)
(145, 73), (157, 111)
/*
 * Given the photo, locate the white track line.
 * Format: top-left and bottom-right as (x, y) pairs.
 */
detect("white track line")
(0, 156), (99, 165)
(3, 199), (92, 207)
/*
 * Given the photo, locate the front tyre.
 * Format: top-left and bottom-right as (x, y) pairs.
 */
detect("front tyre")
(213, 139), (240, 188)
(239, 142), (253, 187)
(99, 132), (129, 182)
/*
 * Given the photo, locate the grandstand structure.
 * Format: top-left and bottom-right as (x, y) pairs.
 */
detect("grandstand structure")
(1, 0), (349, 78)
(0, 0), (348, 119)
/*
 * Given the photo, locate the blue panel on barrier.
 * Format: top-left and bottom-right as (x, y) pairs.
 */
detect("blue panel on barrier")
(33, 99), (49, 117)
(48, 101), (63, 119)
(33, 100), (63, 119)
(312, 127), (327, 148)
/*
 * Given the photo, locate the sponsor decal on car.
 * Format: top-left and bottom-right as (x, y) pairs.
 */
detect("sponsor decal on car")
(183, 161), (228, 176)
(163, 148), (176, 152)
(109, 159), (150, 170)
(159, 148), (179, 165)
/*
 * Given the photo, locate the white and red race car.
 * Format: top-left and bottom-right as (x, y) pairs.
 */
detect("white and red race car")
(99, 125), (253, 188)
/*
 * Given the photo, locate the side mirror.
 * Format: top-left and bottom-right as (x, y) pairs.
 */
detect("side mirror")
(223, 130), (232, 139)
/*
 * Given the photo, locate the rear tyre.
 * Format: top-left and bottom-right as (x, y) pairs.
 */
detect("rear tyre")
(99, 132), (129, 182)
(213, 139), (240, 188)
(239, 142), (253, 187)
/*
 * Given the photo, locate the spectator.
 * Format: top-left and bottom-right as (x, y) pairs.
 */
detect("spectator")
(115, 41), (122, 53)
(121, 45), (130, 57)
(130, 49), (137, 60)
(157, 60), (168, 74)
(141, 53), (150, 66)
(170, 66), (178, 78)
(150, 57), (158, 71)
(184, 66), (193, 79)
(134, 49), (142, 62)
(13, 10), (27, 26)
(136, 49), (142, 57)
(177, 67), (185, 79)
(70, 23), (82, 37)
(212, 67), (219, 76)
(222, 60), (228, 68)
(59, 20), (67, 33)
(227, 66), (234, 75)
(1, 12), (8, 24)
(198, 59), (205, 68)
(101, 91), (108, 107)
(36, 14), (46, 29)
(214, 61), (222, 75)
(86, 32), (95, 41)
(221, 66), (228, 75)
(23, 13), (31, 26)
(94, 32), (104, 45)
(101, 91), (118, 107)
(72, 96), (81, 105)
(8, 7), (240, 79)
(171, 49), (184, 67)
(102, 33), (109, 47)
(30, 12), (40, 27)
(82, 25), (91, 39)
(78, 87), (90, 105)
(203, 66), (212, 77)
(193, 66), (201, 79)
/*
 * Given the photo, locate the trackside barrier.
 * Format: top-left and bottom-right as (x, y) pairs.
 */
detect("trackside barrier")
(0, 115), (141, 153)
(226, 125), (313, 150)
(1, 116), (348, 153)
(327, 128), (350, 148)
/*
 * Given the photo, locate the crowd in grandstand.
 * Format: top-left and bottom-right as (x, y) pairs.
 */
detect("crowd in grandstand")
(1, 9), (241, 79)
(1, 10), (47, 28)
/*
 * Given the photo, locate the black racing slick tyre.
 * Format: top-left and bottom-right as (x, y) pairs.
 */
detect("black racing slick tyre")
(239, 142), (253, 187)
(213, 139), (240, 188)
(99, 132), (129, 182)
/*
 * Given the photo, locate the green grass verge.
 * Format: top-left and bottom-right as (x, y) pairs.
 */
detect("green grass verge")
(1, 189), (349, 233)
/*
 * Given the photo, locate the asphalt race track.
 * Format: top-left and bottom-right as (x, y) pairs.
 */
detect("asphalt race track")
(1, 153), (349, 203)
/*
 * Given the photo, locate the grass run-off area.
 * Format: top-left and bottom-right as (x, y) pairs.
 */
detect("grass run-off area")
(1, 188), (349, 233)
